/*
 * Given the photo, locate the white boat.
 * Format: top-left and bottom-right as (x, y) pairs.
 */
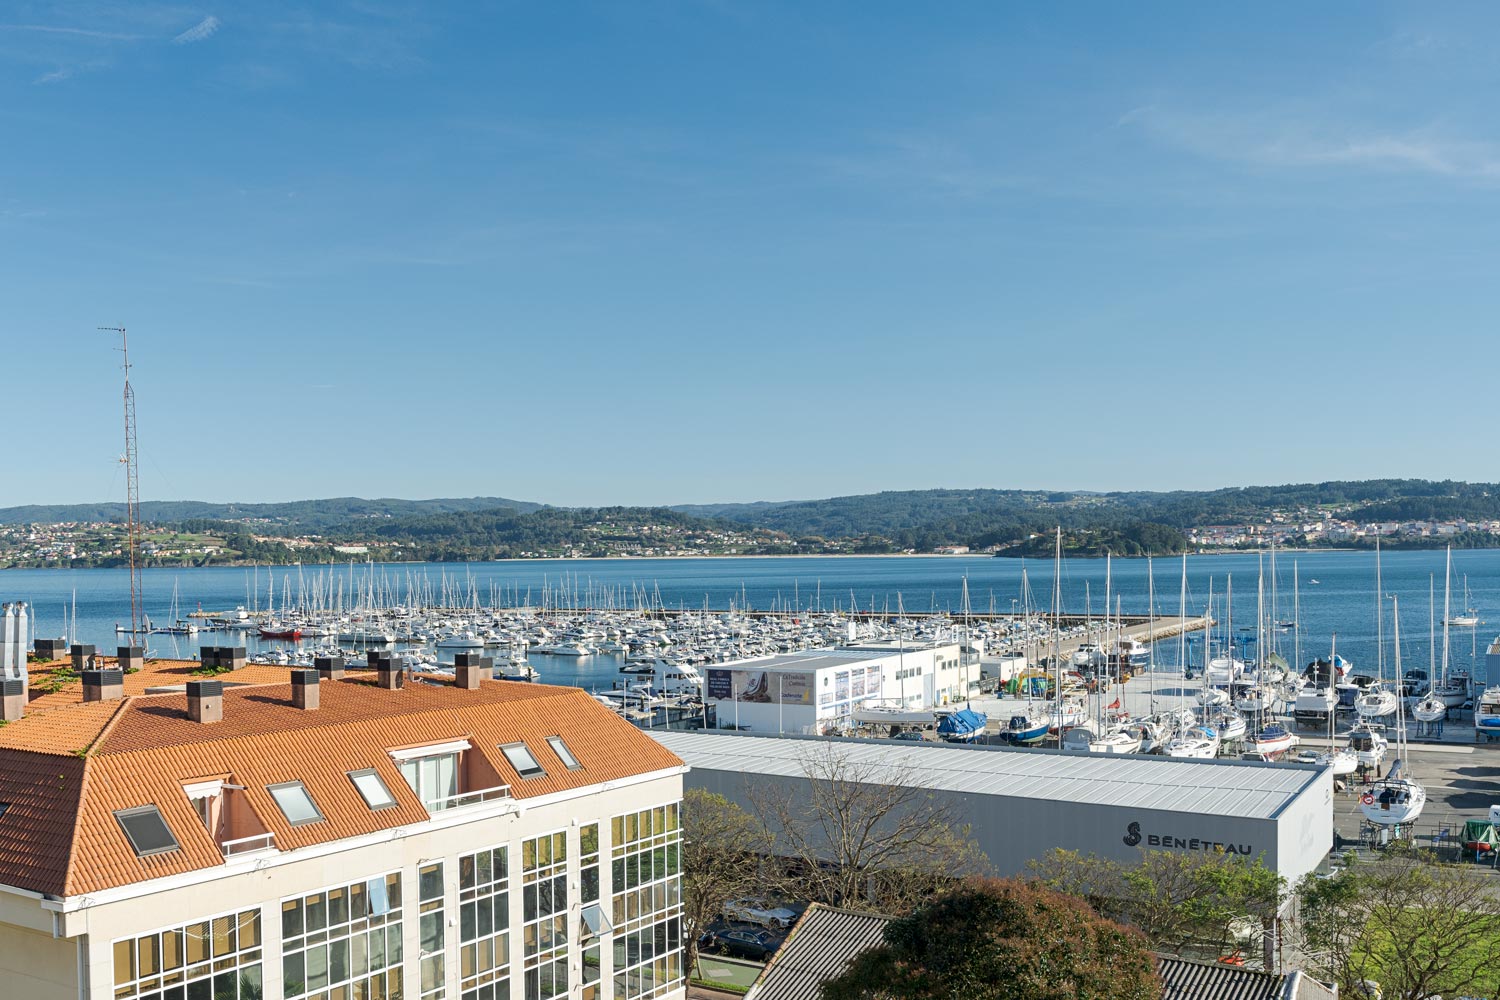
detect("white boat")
(1475, 685), (1500, 740)
(543, 642), (593, 657)
(1085, 725), (1142, 755)
(1196, 687), (1230, 708)
(1045, 697), (1087, 732)
(1315, 747), (1360, 776)
(1361, 759), (1427, 826)
(1448, 613), (1480, 628)
(435, 632), (485, 652)
(1061, 720), (1101, 751)
(1355, 685), (1398, 719)
(1347, 722), (1388, 769)
(1165, 724), (1220, 759)
(1233, 685), (1271, 713)
(1360, 597), (1425, 827)
(1210, 712), (1248, 742)
(1248, 723), (1298, 759)
(1411, 693), (1448, 723)
(1204, 657), (1243, 686)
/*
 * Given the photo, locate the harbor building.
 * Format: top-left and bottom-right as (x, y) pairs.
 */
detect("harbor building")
(704, 641), (964, 736)
(649, 730), (1334, 886)
(0, 656), (687, 1000)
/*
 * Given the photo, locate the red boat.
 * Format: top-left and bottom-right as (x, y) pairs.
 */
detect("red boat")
(258, 626), (303, 640)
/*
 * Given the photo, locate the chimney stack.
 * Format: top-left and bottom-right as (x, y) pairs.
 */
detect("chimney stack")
(81, 668), (124, 702)
(116, 646), (143, 673)
(314, 655), (345, 681)
(71, 644), (97, 673)
(187, 680), (223, 723)
(0, 678), (23, 722)
(453, 653), (491, 690)
(376, 663), (404, 690)
(291, 669), (320, 711)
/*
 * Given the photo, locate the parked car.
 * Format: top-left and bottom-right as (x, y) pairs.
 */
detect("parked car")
(702, 927), (777, 961)
(723, 897), (797, 929)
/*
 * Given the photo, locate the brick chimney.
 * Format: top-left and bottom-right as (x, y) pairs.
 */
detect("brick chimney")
(314, 655), (345, 680)
(116, 646), (144, 673)
(453, 653), (491, 690)
(291, 669), (320, 710)
(187, 680), (223, 724)
(81, 668), (124, 702)
(0, 678), (23, 721)
(71, 644), (97, 672)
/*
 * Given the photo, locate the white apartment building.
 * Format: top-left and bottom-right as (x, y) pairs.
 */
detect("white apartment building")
(0, 657), (686, 1000)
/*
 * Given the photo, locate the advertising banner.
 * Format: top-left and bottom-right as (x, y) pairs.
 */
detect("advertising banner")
(706, 669), (813, 704)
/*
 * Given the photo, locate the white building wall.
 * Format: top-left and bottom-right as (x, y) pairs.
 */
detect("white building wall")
(54, 771), (684, 1000)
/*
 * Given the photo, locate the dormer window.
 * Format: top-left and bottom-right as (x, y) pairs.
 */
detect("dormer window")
(391, 740), (470, 812)
(115, 805), (180, 857)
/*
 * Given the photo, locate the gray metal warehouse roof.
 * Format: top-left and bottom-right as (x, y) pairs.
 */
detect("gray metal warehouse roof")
(717, 650), (885, 672)
(650, 730), (1324, 820)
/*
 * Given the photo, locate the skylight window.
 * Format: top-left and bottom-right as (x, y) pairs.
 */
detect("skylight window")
(348, 769), (397, 811)
(114, 805), (180, 857)
(500, 742), (546, 779)
(267, 781), (325, 826)
(546, 735), (582, 770)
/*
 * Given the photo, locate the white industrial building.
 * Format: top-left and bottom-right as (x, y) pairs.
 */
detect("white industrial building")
(651, 730), (1334, 887)
(704, 641), (965, 736)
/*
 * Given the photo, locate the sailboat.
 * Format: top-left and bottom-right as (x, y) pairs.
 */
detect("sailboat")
(1447, 574), (1479, 627)
(1428, 548), (1471, 709)
(1360, 597), (1426, 827)
(1413, 575), (1448, 723)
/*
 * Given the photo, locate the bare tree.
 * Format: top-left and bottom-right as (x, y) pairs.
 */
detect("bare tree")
(681, 788), (775, 976)
(1295, 848), (1500, 1000)
(746, 742), (990, 914)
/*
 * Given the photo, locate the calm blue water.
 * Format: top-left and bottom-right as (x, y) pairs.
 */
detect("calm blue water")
(3, 550), (1493, 686)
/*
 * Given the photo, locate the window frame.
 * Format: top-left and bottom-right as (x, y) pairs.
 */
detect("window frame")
(347, 768), (399, 811)
(500, 742), (547, 779)
(266, 781), (325, 827)
(114, 804), (181, 857)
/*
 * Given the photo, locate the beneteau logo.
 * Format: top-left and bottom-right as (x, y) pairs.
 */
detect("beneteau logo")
(1123, 821), (1252, 855)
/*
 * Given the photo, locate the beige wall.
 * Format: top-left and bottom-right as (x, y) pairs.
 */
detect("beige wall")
(0, 918), (78, 1000)
(57, 771), (684, 1000)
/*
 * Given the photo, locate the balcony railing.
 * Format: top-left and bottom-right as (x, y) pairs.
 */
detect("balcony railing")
(425, 784), (512, 812)
(220, 832), (277, 857)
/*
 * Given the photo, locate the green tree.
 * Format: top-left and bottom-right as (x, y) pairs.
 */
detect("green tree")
(1294, 849), (1500, 1000)
(1029, 848), (1284, 959)
(820, 877), (1161, 1000)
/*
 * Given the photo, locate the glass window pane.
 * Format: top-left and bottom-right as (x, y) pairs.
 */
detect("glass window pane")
(268, 782), (323, 826)
(212, 917), (235, 958)
(114, 938), (135, 986)
(420, 864), (443, 903)
(349, 771), (396, 810)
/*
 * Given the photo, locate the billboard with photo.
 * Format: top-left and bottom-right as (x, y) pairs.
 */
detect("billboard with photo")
(706, 668), (813, 704)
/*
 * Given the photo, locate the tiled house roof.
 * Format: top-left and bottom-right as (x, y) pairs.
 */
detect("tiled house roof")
(0, 672), (683, 898)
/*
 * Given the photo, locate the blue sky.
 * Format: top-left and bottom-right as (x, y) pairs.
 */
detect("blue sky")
(3, 2), (1499, 508)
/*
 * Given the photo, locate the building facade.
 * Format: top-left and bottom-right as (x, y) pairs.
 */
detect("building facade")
(0, 660), (686, 1000)
(703, 643), (964, 736)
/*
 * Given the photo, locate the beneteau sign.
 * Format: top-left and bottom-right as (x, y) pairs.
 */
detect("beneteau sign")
(1123, 821), (1254, 856)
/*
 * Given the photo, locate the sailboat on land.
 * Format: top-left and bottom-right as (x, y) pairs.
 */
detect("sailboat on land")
(1360, 596), (1426, 827)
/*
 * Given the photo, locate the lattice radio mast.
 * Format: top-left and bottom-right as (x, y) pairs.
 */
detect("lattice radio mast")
(101, 326), (143, 642)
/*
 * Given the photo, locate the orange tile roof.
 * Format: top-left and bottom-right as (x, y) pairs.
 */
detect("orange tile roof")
(22, 657), (296, 714)
(0, 674), (684, 898)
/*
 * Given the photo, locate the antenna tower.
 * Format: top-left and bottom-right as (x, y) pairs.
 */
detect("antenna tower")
(101, 326), (143, 642)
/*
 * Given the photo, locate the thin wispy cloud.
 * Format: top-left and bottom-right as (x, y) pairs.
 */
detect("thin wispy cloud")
(34, 67), (72, 84)
(0, 22), (142, 41)
(1122, 105), (1500, 181)
(173, 16), (220, 45)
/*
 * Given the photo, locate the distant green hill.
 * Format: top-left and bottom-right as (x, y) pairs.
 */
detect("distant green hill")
(0, 496), (547, 531)
(7, 480), (1500, 557)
